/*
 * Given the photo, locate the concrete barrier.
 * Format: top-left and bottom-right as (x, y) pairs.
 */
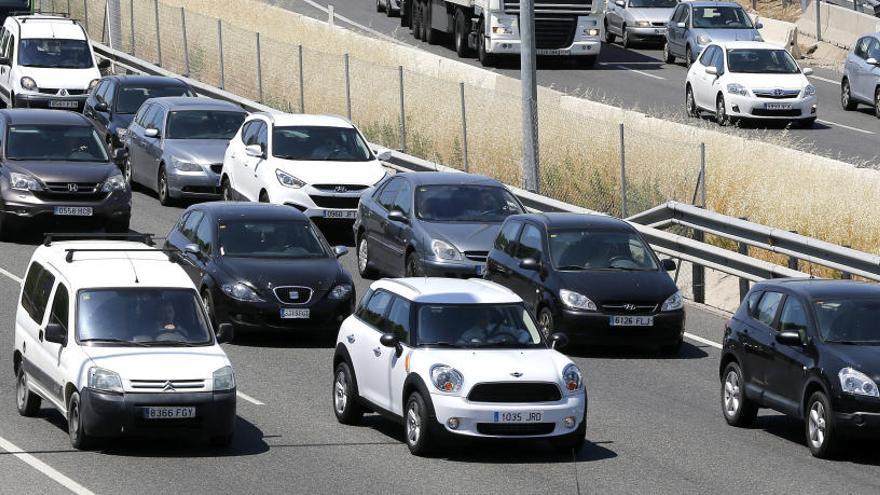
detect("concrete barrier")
(755, 16), (801, 58)
(798, 0), (880, 49)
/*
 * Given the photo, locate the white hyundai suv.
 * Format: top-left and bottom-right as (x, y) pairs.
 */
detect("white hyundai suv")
(13, 235), (237, 449)
(332, 278), (588, 456)
(220, 112), (390, 224)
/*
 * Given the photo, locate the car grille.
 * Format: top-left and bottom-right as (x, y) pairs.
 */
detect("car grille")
(129, 379), (206, 392)
(464, 251), (489, 262)
(36, 88), (87, 96)
(751, 108), (802, 117)
(534, 17), (578, 49)
(752, 89), (801, 99)
(651, 21), (666, 27)
(309, 195), (360, 209)
(312, 184), (369, 193)
(601, 303), (658, 314)
(477, 423), (556, 436)
(181, 185), (220, 195)
(503, 0), (593, 15)
(36, 182), (106, 201)
(468, 382), (562, 403)
(273, 286), (314, 305)
(209, 163), (223, 174)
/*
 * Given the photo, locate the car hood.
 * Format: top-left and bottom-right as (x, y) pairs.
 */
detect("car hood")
(217, 255), (345, 293)
(822, 343), (880, 381)
(19, 66), (101, 90)
(693, 28), (760, 43)
(727, 72), (808, 91)
(164, 139), (229, 165)
(7, 161), (116, 183)
(556, 269), (677, 305)
(81, 345), (230, 384)
(415, 348), (572, 387)
(276, 159), (386, 186)
(628, 8), (675, 22)
(419, 221), (502, 253)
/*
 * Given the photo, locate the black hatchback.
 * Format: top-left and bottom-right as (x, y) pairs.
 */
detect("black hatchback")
(721, 279), (880, 458)
(484, 212), (684, 353)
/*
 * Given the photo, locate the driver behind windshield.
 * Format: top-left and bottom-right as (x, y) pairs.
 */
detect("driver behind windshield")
(418, 304), (537, 347)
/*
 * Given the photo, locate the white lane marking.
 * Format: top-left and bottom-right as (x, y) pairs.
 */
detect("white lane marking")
(0, 436), (96, 495)
(809, 75), (840, 85)
(237, 391), (265, 406)
(684, 332), (722, 350)
(0, 265), (22, 285)
(817, 119), (875, 135)
(297, 0), (406, 45)
(614, 65), (665, 80)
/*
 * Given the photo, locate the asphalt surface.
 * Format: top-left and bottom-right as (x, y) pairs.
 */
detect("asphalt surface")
(1, 191), (880, 494)
(265, 0), (880, 166)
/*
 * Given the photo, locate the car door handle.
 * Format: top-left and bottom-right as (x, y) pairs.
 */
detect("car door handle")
(346, 334), (356, 344)
(373, 347), (382, 357)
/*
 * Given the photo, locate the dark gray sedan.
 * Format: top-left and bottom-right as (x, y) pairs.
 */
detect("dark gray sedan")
(122, 97), (247, 205)
(353, 172), (525, 278)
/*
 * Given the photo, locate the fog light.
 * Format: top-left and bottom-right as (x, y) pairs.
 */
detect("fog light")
(447, 417), (460, 430)
(563, 416), (576, 429)
(811, 105), (817, 114)
(731, 105), (740, 113)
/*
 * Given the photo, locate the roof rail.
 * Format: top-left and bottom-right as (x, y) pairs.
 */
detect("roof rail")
(62, 247), (175, 263)
(388, 278), (421, 294)
(43, 232), (155, 247)
(17, 12), (75, 22)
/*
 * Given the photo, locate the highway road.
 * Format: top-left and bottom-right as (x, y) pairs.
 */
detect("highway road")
(266, 0), (880, 166)
(2, 191), (880, 494)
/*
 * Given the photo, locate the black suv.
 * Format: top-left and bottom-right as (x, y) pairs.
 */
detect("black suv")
(0, 109), (131, 238)
(721, 279), (880, 458)
(484, 212), (684, 353)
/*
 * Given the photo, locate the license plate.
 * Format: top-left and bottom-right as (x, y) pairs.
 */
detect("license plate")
(765, 103), (792, 110)
(280, 308), (310, 319)
(324, 210), (357, 219)
(142, 406), (196, 419)
(49, 100), (79, 109)
(54, 206), (93, 217)
(610, 315), (654, 327)
(536, 49), (570, 56)
(494, 411), (543, 423)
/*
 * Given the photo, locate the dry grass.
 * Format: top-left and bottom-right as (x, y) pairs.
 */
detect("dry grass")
(736, 0), (803, 23)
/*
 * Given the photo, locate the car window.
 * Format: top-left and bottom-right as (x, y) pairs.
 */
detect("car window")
(194, 216), (214, 254)
(180, 211), (204, 242)
(754, 291), (783, 327)
(141, 105), (161, 130)
(115, 84), (192, 114)
(147, 107), (166, 132)
(516, 224), (543, 261)
(359, 290), (393, 329)
(712, 47), (726, 75)
(256, 122), (268, 152)
(271, 125), (372, 162)
(699, 45), (716, 66)
(727, 49), (799, 74)
(6, 125), (109, 162)
(671, 4), (685, 22)
(92, 80), (105, 100)
(495, 220), (522, 256)
(549, 229), (658, 271)
(416, 303), (542, 348)
(100, 81), (115, 104)
(48, 283), (69, 331)
(244, 122), (264, 147)
(134, 102), (152, 127)
(21, 262), (55, 324)
(384, 297), (412, 342)
(166, 110), (247, 140)
(19, 38), (93, 69)
(868, 39), (880, 61)
(855, 37), (871, 59)
(354, 288), (374, 319)
(778, 296), (808, 334)
(745, 290), (762, 316)
(376, 177), (403, 211)
(239, 121), (256, 145)
(219, 220), (329, 259)
(391, 181), (412, 215)
(692, 6), (752, 29)
(415, 185), (523, 222)
(681, 6), (689, 25)
(0, 29), (9, 61)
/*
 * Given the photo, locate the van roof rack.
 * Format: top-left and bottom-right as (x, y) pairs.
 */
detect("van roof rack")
(17, 12), (74, 22)
(44, 232), (155, 247)
(62, 247), (177, 263)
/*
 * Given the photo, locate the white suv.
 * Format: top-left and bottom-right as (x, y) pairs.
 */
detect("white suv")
(220, 112), (390, 223)
(0, 14), (107, 110)
(332, 278), (588, 456)
(13, 236), (237, 449)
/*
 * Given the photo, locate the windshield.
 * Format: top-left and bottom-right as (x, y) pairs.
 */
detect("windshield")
(272, 125), (372, 161)
(416, 303), (543, 348)
(415, 185), (523, 222)
(815, 299), (880, 344)
(692, 7), (753, 28)
(219, 220), (329, 258)
(19, 38), (93, 69)
(727, 49), (799, 74)
(549, 229), (658, 271)
(628, 0), (677, 7)
(166, 110), (247, 139)
(115, 86), (193, 114)
(6, 125), (108, 162)
(77, 289), (213, 346)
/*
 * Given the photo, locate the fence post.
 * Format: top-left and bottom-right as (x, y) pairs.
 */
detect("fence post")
(841, 245), (852, 279)
(692, 231), (706, 304)
(343, 53), (351, 121)
(180, 8), (190, 76)
(619, 123), (627, 218)
(129, 0), (135, 56)
(67, 0), (71, 15)
(815, 0), (822, 42)
(256, 32), (264, 103)
(738, 217), (749, 301)
(788, 231), (799, 271)
(217, 19), (225, 90)
(398, 66), (406, 152)
(153, 0), (162, 66)
(298, 45), (305, 113)
(699, 142), (706, 208)
(83, 0), (88, 35)
(328, 5), (334, 26)
(459, 82), (469, 172)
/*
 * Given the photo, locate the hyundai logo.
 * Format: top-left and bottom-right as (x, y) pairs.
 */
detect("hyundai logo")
(624, 304), (637, 311)
(335, 185), (348, 193)
(510, 372), (523, 378)
(67, 183), (79, 192)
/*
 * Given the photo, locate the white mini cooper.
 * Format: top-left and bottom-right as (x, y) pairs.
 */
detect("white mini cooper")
(332, 278), (588, 456)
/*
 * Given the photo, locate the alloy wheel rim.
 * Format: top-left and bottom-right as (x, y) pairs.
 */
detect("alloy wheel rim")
(808, 400), (826, 448)
(723, 370), (740, 417)
(358, 240), (369, 273)
(16, 373), (26, 409)
(159, 173), (167, 201)
(875, 93), (880, 117)
(717, 98), (725, 123)
(687, 90), (695, 115)
(539, 311), (552, 338)
(842, 83), (850, 107)
(334, 371), (348, 414)
(69, 403), (79, 440)
(124, 159), (132, 183)
(406, 401), (421, 445)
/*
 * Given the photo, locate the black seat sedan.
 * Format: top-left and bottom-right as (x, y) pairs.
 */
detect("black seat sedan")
(484, 213), (684, 353)
(720, 279), (880, 458)
(164, 202), (355, 339)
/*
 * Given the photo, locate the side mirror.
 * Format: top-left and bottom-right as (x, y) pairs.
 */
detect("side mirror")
(184, 243), (201, 257)
(376, 150), (392, 161)
(519, 258), (540, 271)
(615, 0), (625, 6)
(867, 57), (879, 66)
(245, 144), (265, 158)
(144, 127), (160, 138)
(0, 56), (10, 66)
(661, 258), (676, 271)
(112, 148), (128, 162)
(548, 332), (569, 350)
(98, 59), (112, 70)
(94, 101), (109, 112)
(755, 22), (763, 29)
(776, 331), (803, 346)
(802, 67), (814, 76)
(380, 332), (399, 348)
(333, 245), (349, 258)
(216, 323), (234, 344)
(44, 323), (67, 346)
(676, 22), (686, 28)
(705, 66), (718, 76)
(387, 210), (409, 223)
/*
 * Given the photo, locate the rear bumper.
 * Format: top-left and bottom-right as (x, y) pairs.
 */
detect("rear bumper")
(556, 308), (685, 346)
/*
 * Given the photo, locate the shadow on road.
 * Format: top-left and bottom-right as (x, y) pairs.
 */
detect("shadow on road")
(756, 413), (880, 465)
(565, 341), (708, 360)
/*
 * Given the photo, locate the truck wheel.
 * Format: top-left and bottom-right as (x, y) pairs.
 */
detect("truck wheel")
(376, 0), (384, 13)
(603, 20), (615, 43)
(477, 19), (494, 67)
(401, 0), (411, 27)
(453, 9), (472, 57)
(423, 0), (439, 44)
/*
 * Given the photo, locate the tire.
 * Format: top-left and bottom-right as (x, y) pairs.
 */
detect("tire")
(806, 390), (839, 458)
(663, 42), (675, 64)
(603, 21), (615, 44)
(841, 78), (857, 111)
(415, 0), (426, 41)
(376, 0), (384, 12)
(405, 252), (422, 277)
(685, 45), (694, 68)
(67, 392), (93, 450)
(123, 154), (134, 186)
(477, 19), (494, 67)
(720, 362), (758, 427)
(210, 434), (233, 448)
(221, 177), (235, 202)
(8, 92), (15, 109)
(16, 368), (41, 417)
(202, 289), (221, 335)
(423, 0), (439, 45)
(357, 235), (379, 279)
(385, 0), (395, 17)
(333, 362), (364, 425)
(716, 94), (730, 126)
(685, 85), (699, 118)
(401, 0), (411, 28)
(404, 391), (436, 456)
(158, 166), (174, 206)
(795, 117), (817, 129)
(537, 307), (555, 340)
(453, 9), (472, 58)
(259, 190), (270, 203)
(874, 88), (880, 119)
(621, 26), (630, 48)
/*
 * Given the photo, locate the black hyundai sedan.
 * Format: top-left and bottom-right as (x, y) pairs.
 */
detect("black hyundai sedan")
(721, 279), (880, 458)
(484, 212), (684, 353)
(165, 202), (355, 339)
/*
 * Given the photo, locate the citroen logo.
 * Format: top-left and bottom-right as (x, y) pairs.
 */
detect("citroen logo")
(623, 304), (637, 311)
(67, 183), (79, 192)
(162, 381), (176, 392)
(773, 89), (784, 97)
(510, 372), (523, 378)
(335, 185), (348, 193)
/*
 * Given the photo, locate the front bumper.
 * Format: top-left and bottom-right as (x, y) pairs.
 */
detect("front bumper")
(830, 394), (880, 436)
(420, 257), (485, 278)
(725, 94), (817, 121)
(1, 188), (131, 226)
(215, 287), (354, 333)
(79, 388), (236, 438)
(167, 168), (222, 199)
(13, 93), (88, 111)
(626, 26), (667, 40)
(431, 391), (586, 438)
(487, 38), (601, 57)
(271, 186), (362, 222)
(556, 308), (685, 346)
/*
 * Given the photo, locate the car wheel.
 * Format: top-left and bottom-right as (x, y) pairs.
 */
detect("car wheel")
(221, 177), (235, 202)
(453, 9), (472, 58)
(202, 289), (221, 334)
(477, 19), (494, 67)
(416, 0), (427, 41)
(123, 154), (133, 185)
(423, 0), (439, 44)
(357, 235), (379, 279)
(385, 0), (394, 16)
(410, 0), (420, 34)
(538, 307), (555, 340)
(401, 0), (411, 27)
(720, 362), (758, 427)
(259, 190), (270, 203)
(663, 42), (675, 64)
(333, 362), (364, 425)
(16, 368), (41, 417)
(685, 85), (699, 118)
(806, 390), (839, 458)
(685, 45), (694, 68)
(716, 94), (730, 126)
(405, 391), (435, 456)
(405, 252), (422, 277)
(67, 392), (93, 450)
(621, 26), (630, 48)
(603, 21), (615, 43)
(874, 88), (880, 119)
(158, 166), (174, 206)
(841, 79), (857, 111)
(376, 0), (384, 12)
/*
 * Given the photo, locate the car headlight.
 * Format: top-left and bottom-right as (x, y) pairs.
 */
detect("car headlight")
(585, 28), (600, 37)
(100, 173), (127, 192)
(221, 282), (264, 302)
(276, 169), (305, 189)
(559, 289), (597, 311)
(839, 367), (879, 397)
(88, 367), (123, 393)
(804, 84), (816, 97)
(726, 83), (749, 97)
(329, 284), (353, 300)
(20, 76), (37, 91)
(661, 290), (683, 311)
(635, 21), (651, 27)
(213, 366), (236, 391)
(9, 172), (43, 191)
(696, 34), (711, 45)
(562, 363), (583, 393)
(171, 157), (203, 172)
(430, 364), (463, 393)
(430, 239), (462, 261)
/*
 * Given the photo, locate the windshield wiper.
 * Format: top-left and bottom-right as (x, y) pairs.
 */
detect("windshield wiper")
(79, 338), (148, 346)
(139, 341), (208, 347)
(420, 341), (462, 348)
(557, 265), (585, 271)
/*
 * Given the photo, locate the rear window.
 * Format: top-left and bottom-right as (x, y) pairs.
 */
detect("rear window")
(21, 262), (55, 323)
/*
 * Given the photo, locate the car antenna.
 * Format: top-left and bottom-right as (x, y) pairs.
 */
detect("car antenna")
(125, 251), (140, 284)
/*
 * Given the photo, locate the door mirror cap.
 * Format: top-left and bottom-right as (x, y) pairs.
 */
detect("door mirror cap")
(375, 149), (393, 161)
(705, 66), (718, 76)
(802, 67), (814, 76)
(144, 127), (160, 138)
(380, 332), (400, 348)
(98, 59), (112, 70)
(676, 21), (686, 28)
(333, 245), (349, 258)
(387, 210), (408, 223)
(183, 243), (201, 255)
(615, 0), (625, 6)
(0, 56), (10, 66)
(661, 258), (676, 271)
(245, 144), (265, 158)
(216, 323), (234, 344)
(548, 332), (569, 350)
(754, 22), (763, 29)
(868, 58), (880, 66)
(44, 323), (67, 346)
(776, 331), (803, 346)
(519, 258), (540, 271)
(94, 101), (109, 112)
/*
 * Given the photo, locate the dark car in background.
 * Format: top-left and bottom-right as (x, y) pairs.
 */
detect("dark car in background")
(165, 202), (355, 339)
(84, 75), (195, 159)
(353, 172), (525, 279)
(484, 213), (684, 353)
(0, 109), (130, 238)
(0, 1), (29, 25)
(720, 279), (880, 458)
